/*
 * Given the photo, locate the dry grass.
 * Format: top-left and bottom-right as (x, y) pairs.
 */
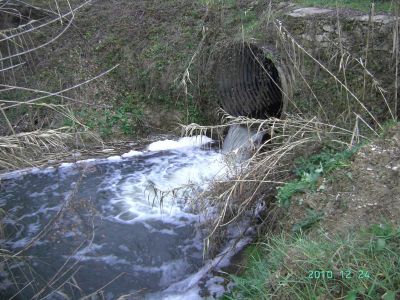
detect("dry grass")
(180, 1), (399, 257)
(274, 20), (395, 130)
(0, 125), (101, 171)
(0, 0), (113, 171)
(182, 112), (370, 256)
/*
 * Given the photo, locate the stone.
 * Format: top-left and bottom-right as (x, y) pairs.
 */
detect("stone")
(351, 14), (395, 25)
(315, 35), (325, 42)
(323, 24), (335, 33)
(288, 7), (332, 18)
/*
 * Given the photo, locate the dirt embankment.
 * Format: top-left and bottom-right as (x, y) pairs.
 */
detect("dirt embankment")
(1, 0), (216, 137)
(3, 0), (398, 139)
(286, 124), (400, 236)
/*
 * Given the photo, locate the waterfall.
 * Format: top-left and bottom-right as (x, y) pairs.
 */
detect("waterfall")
(222, 125), (265, 160)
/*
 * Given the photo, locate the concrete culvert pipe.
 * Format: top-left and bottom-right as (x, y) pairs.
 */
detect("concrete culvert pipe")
(215, 43), (287, 119)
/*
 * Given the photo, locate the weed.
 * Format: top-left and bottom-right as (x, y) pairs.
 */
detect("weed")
(292, 209), (324, 233)
(294, 147), (357, 175)
(379, 119), (398, 138)
(66, 93), (145, 139)
(293, 0), (393, 13)
(277, 146), (359, 208)
(225, 223), (400, 299)
(277, 175), (317, 209)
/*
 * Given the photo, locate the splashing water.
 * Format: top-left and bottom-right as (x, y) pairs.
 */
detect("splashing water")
(0, 136), (236, 299)
(222, 125), (265, 161)
(0, 133), (260, 299)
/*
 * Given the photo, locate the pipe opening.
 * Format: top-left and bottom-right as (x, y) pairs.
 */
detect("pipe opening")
(215, 43), (284, 119)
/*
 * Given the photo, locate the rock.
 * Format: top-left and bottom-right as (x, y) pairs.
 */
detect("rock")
(323, 24), (335, 33)
(351, 14), (395, 24)
(288, 7), (332, 18)
(316, 34), (327, 42)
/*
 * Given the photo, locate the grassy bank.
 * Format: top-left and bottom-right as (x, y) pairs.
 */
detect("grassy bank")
(221, 122), (400, 299)
(276, 146), (359, 209)
(294, 0), (394, 12)
(224, 224), (400, 299)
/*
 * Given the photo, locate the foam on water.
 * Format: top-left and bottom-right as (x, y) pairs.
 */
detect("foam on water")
(0, 135), (245, 299)
(147, 225), (253, 300)
(106, 155), (122, 161)
(0, 135), (213, 181)
(98, 138), (226, 224)
(121, 150), (142, 158)
(147, 135), (213, 151)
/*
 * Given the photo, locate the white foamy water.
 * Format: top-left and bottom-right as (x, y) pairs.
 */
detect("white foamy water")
(0, 135), (251, 300)
(93, 136), (226, 225)
(222, 124), (265, 161)
(147, 135), (213, 151)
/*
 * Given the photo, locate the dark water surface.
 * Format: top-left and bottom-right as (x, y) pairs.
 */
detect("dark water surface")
(0, 138), (226, 299)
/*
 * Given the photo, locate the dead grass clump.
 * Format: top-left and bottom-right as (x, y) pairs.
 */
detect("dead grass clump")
(0, 126), (100, 172)
(0, 0), (113, 171)
(182, 112), (369, 256)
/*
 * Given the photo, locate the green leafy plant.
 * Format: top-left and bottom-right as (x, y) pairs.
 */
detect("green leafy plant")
(65, 93), (145, 139)
(277, 147), (359, 208)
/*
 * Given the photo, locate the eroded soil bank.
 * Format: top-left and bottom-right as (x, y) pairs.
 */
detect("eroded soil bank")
(287, 124), (400, 234)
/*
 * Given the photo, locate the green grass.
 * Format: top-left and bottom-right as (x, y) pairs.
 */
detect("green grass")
(64, 93), (145, 139)
(223, 223), (400, 300)
(277, 146), (358, 208)
(291, 209), (325, 234)
(294, 0), (394, 13)
(199, 0), (236, 9)
(379, 119), (399, 138)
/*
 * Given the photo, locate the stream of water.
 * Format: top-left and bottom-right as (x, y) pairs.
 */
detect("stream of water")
(0, 132), (259, 299)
